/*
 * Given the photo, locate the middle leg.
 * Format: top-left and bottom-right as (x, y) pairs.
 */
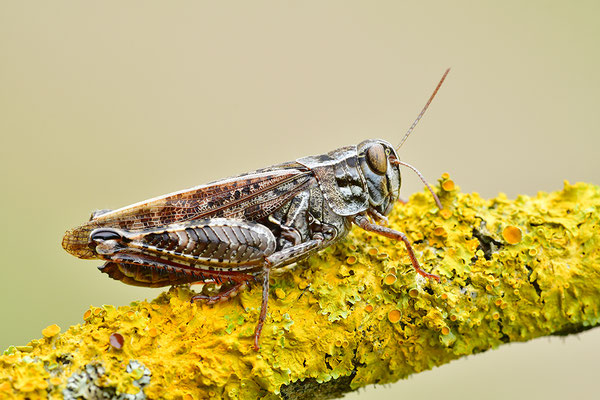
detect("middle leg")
(252, 235), (328, 350)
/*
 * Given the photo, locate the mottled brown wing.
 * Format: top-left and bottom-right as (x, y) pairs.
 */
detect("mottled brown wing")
(63, 162), (314, 259)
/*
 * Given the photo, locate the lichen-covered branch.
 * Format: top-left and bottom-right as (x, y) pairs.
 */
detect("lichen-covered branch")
(2, 177), (600, 400)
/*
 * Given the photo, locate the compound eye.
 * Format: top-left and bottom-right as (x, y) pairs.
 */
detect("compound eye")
(90, 229), (122, 242)
(366, 143), (388, 175)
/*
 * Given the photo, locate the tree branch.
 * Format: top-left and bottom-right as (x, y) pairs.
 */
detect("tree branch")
(1, 177), (599, 399)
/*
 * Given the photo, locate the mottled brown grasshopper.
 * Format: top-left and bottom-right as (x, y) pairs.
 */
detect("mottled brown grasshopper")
(63, 69), (449, 350)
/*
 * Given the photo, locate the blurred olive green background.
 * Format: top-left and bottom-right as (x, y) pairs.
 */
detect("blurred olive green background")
(1, 1), (599, 399)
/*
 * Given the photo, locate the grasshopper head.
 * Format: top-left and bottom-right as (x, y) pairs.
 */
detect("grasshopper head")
(356, 69), (449, 216)
(357, 139), (402, 216)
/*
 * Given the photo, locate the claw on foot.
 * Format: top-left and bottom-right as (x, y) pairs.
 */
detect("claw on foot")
(417, 270), (440, 282)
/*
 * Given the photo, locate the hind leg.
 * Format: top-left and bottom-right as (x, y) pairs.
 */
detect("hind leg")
(191, 281), (249, 304)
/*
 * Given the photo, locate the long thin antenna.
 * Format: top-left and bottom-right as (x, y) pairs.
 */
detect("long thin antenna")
(393, 160), (443, 210)
(396, 68), (450, 150)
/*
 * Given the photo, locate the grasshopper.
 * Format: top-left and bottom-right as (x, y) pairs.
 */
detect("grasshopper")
(62, 69), (449, 350)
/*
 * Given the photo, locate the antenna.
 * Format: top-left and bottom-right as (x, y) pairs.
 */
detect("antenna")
(392, 159), (443, 210)
(396, 68), (450, 150)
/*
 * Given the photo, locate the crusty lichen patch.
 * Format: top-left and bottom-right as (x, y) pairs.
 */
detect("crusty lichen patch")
(1, 178), (599, 399)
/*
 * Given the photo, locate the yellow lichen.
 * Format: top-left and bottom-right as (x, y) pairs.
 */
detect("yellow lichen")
(440, 209), (452, 219)
(387, 310), (402, 323)
(502, 225), (522, 244)
(41, 325), (60, 338)
(1, 179), (600, 399)
(433, 227), (447, 237)
(383, 274), (397, 285)
(442, 179), (455, 191)
(275, 288), (286, 299)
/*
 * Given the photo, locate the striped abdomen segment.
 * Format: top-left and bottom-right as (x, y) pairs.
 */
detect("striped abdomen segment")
(91, 218), (276, 269)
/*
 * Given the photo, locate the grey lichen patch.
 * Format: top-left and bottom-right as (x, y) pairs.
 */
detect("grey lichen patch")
(63, 361), (151, 400)
(63, 364), (107, 400)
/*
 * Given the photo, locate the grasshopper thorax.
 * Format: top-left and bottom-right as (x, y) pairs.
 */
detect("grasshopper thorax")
(357, 139), (401, 217)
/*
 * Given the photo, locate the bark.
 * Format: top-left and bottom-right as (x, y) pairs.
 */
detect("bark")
(1, 178), (599, 400)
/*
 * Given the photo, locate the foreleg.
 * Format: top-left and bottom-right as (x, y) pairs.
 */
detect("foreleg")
(354, 214), (439, 281)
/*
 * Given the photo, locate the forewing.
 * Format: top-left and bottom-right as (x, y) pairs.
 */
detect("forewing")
(62, 162), (314, 259)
